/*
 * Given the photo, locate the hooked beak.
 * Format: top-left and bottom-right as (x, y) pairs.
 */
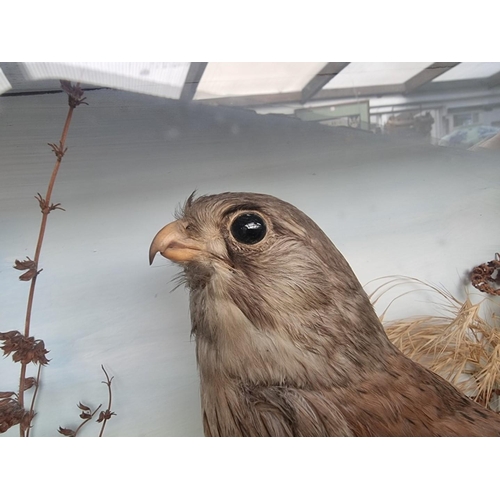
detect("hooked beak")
(149, 220), (205, 265)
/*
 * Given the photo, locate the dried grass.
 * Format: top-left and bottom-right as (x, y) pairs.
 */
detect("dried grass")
(369, 276), (500, 411)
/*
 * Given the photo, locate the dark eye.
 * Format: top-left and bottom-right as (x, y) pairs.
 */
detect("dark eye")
(230, 213), (267, 245)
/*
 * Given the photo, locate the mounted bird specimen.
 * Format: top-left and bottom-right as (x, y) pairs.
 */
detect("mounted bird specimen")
(150, 192), (500, 436)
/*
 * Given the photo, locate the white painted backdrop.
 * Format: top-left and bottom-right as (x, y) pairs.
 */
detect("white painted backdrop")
(1, 89), (499, 436)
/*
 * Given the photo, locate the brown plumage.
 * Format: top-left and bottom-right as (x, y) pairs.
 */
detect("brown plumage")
(150, 192), (500, 436)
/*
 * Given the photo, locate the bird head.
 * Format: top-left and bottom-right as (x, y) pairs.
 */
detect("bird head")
(150, 192), (388, 386)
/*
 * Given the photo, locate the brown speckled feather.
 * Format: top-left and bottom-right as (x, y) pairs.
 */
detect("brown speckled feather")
(151, 192), (500, 436)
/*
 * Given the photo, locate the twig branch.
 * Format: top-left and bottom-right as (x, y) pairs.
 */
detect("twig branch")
(58, 402), (102, 437)
(97, 365), (115, 437)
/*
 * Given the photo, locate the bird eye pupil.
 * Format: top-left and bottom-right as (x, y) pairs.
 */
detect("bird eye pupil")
(230, 213), (266, 244)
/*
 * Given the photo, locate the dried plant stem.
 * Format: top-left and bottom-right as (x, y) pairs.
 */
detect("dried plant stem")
(99, 366), (114, 437)
(18, 84), (84, 436)
(22, 107), (74, 340)
(25, 363), (42, 438)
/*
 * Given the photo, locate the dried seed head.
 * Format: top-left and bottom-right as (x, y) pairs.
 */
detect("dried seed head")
(23, 377), (37, 391)
(13, 258), (37, 271)
(19, 269), (39, 281)
(33, 339), (50, 365)
(0, 332), (49, 365)
(96, 409), (116, 423)
(58, 427), (76, 437)
(0, 397), (26, 434)
(0, 330), (24, 357)
(0, 392), (17, 399)
(13, 258), (40, 281)
(471, 254), (500, 296)
(60, 81), (88, 108)
(77, 402), (91, 412)
(0, 330), (21, 339)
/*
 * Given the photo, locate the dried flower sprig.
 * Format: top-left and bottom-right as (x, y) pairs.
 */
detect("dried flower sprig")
(58, 402), (103, 437)
(0, 81), (86, 436)
(58, 366), (115, 437)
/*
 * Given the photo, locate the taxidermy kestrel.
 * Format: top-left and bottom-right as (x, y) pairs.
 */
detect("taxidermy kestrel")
(150, 192), (500, 436)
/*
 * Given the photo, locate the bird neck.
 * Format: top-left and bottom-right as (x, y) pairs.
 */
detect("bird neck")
(191, 276), (394, 390)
